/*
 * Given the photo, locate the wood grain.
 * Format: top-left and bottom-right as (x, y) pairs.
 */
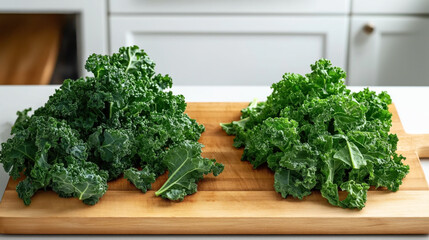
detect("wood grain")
(0, 102), (428, 234)
(0, 190), (428, 234)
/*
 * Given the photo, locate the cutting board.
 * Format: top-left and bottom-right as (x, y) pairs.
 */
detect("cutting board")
(0, 103), (428, 234)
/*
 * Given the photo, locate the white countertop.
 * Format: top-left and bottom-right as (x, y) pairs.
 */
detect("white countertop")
(0, 85), (428, 240)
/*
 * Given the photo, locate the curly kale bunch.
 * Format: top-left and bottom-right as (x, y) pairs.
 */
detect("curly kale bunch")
(221, 59), (408, 209)
(0, 46), (223, 205)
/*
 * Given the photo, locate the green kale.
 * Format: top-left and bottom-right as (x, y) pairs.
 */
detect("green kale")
(0, 46), (223, 205)
(50, 161), (108, 205)
(155, 141), (224, 201)
(221, 59), (408, 209)
(124, 167), (156, 193)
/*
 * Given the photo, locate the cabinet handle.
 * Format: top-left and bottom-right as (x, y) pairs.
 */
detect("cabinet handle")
(363, 23), (375, 34)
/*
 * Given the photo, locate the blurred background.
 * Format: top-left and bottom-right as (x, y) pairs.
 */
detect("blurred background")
(1, 0), (429, 86)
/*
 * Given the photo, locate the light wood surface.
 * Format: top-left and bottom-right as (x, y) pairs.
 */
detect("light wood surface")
(0, 103), (428, 234)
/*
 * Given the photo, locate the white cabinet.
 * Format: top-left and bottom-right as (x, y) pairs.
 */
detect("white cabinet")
(110, 16), (348, 85)
(3, 0), (429, 86)
(348, 17), (429, 86)
(109, 0), (350, 86)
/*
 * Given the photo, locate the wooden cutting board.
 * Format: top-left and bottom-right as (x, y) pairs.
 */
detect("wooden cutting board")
(0, 103), (428, 234)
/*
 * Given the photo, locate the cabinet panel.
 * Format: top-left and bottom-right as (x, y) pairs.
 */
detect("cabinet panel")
(110, 16), (348, 85)
(109, 0), (350, 14)
(349, 17), (429, 86)
(352, 0), (429, 14)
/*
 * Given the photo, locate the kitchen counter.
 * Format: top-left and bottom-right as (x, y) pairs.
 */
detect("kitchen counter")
(0, 85), (428, 240)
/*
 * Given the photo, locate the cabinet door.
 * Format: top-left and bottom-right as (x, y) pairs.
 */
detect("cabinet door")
(349, 17), (429, 86)
(110, 16), (348, 85)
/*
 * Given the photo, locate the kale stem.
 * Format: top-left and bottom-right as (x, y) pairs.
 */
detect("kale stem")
(109, 102), (113, 119)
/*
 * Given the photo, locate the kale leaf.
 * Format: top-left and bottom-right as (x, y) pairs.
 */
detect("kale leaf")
(221, 59), (408, 209)
(0, 46), (223, 205)
(124, 167), (156, 193)
(50, 161), (108, 205)
(155, 141), (224, 201)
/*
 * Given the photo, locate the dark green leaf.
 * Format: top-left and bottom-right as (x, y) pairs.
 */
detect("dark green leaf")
(155, 141), (224, 201)
(124, 167), (156, 193)
(333, 140), (366, 169)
